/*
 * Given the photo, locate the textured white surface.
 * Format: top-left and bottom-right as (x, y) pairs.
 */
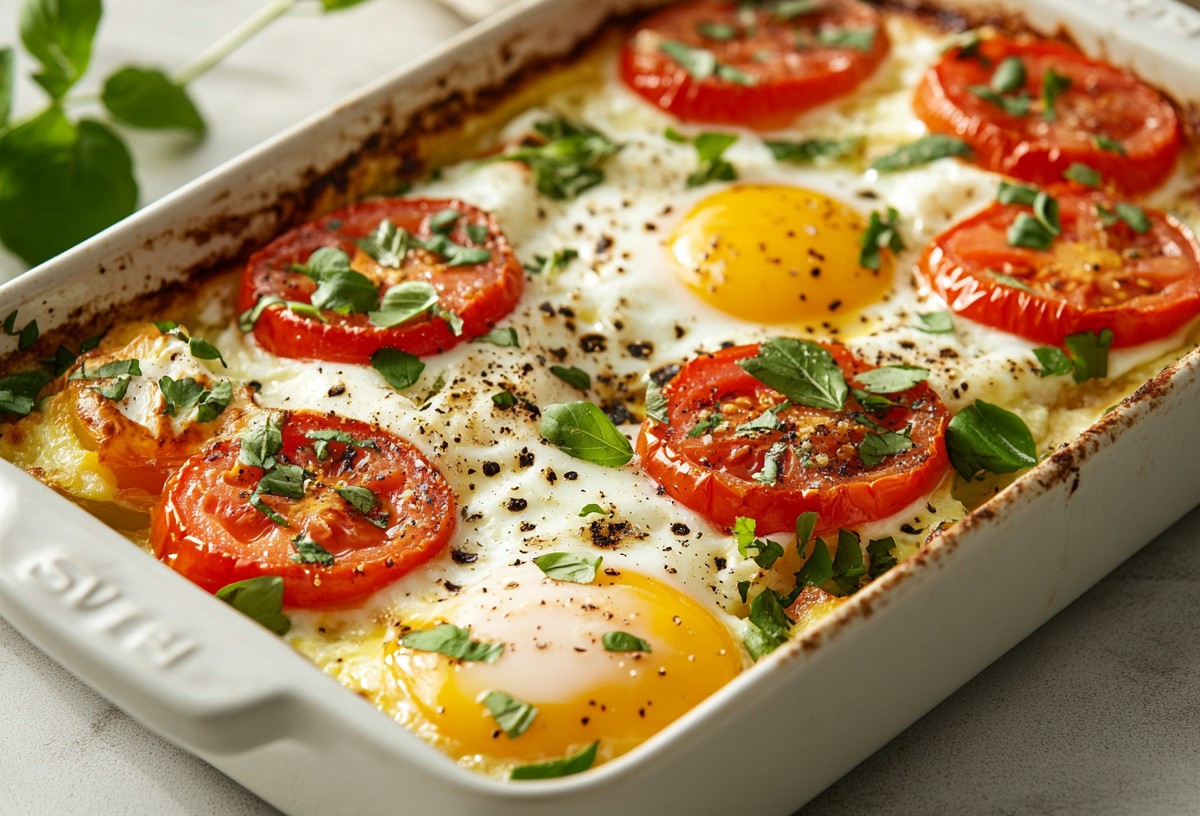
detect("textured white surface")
(2, 0), (1200, 813)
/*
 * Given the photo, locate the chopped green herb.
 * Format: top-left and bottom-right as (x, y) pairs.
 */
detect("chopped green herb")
(370, 347), (425, 391)
(1099, 202), (1151, 234)
(645, 378), (669, 424)
(429, 208), (462, 233)
(1033, 191), (1061, 235)
(356, 219), (409, 268)
(1063, 163), (1101, 187)
(489, 118), (620, 200)
(473, 327), (520, 347)
(1041, 68), (1071, 120)
(602, 631), (652, 652)
(734, 516), (786, 568)
(400, 623), (504, 663)
(510, 741), (598, 780)
(580, 503), (606, 518)
(0, 391), (33, 416)
(857, 422), (913, 467)
(660, 39), (716, 80)
(697, 21), (737, 40)
(867, 536), (898, 578)
(539, 402), (634, 467)
(237, 411), (285, 470)
(916, 311), (954, 334)
(249, 495), (288, 527)
(816, 26), (876, 51)
(854, 365), (928, 394)
(796, 536), (833, 589)
(1093, 134), (1126, 156)
(738, 580), (751, 604)
(990, 270), (1034, 293)
(368, 281), (438, 328)
(256, 463), (308, 500)
(413, 232), (492, 269)
(291, 246), (353, 280)
(688, 410), (724, 438)
(1007, 212), (1056, 251)
(186, 336), (228, 368)
(465, 223), (490, 244)
(159, 376), (205, 416)
(859, 207), (905, 270)
(238, 294), (326, 332)
(215, 576), (290, 635)
(967, 86), (1031, 116)
(0, 370), (51, 403)
(669, 129), (739, 188)
(483, 691), (538, 739)
(533, 552), (603, 584)
(42, 345), (78, 377)
(945, 399), (1037, 480)
(768, 0), (825, 20)
(290, 534), (334, 567)
(1033, 346), (1073, 378)
(197, 380), (233, 423)
(753, 440), (788, 485)
(745, 584), (792, 660)
(523, 248), (578, 276)
(550, 365), (591, 390)
(71, 358), (141, 381)
(990, 56), (1026, 93)
(765, 136), (861, 164)
(739, 336), (848, 411)
(869, 135), (971, 173)
(1065, 328), (1113, 384)
(90, 375), (130, 401)
(831, 528), (867, 581)
(336, 485), (386, 528)
(997, 180), (1039, 206)
(735, 401), (789, 435)
(492, 390), (518, 408)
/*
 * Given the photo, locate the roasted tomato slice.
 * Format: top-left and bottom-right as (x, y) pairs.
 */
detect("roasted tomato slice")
(919, 184), (1200, 347)
(636, 343), (950, 535)
(238, 198), (524, 364)
(151, 410), (456, 608)
(914, 37), (1181, 194)
(619, 0), (888, 129)
(65, 322), (246, 502)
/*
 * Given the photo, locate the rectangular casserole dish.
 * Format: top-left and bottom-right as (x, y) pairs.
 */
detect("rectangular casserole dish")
(2, 0), (1200, 812)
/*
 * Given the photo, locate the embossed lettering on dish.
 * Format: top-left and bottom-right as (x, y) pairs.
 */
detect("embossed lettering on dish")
(16, 551), (197, 668)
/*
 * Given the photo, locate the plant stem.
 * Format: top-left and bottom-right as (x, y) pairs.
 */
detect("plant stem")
(173, 0), (300, 86)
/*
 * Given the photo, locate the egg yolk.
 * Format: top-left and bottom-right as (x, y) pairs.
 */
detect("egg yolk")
(384, 564), (743, 774)
(669, 184), (891, 328)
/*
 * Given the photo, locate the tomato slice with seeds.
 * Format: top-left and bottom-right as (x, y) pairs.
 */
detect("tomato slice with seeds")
(919, 184), (1200, 347)
(151, 411), (456, 608)
(636, 343), (950, 535)
(238, 198), (524, 364)
(619, 0), (888, 129)
(914, 37), (1181, 194)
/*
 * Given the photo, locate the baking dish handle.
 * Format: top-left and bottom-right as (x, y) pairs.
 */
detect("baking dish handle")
(0, 461), (311, 754)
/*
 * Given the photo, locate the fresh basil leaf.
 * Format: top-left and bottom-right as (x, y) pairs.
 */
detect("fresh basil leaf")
(688, 411), (724, 438)
(696, 21), (737, 40)
(0, 370), (51, 401)
(749, 585), (792, 644)
(257, 463), (308, 500)
(473, 327), (519, 347)
(533, 551), (603, 583)
(752, 440), (788, 485)
(187, 336), (228, 368)
(305, 429), (378, 460)
(997, 180), (1039, 206)
(89, 375), (130, 401)
(159, 376), (205, 416)
(73, 358), (141, 380)
(551, 365), (590, 390)
(429, 208), (462, 233)
(816, 27), (876, 51)
(858, 424), (912, 467)
(580, 503), (606, 517)
(736, 401), (789, 435)
(0, 110), (137, 266)
(356, 219), (408, 268)
(852, 388), (900, 417)
(795, 536), (833, 587)
(2, 310), (16, 335)
(510, 741), (598, 780)
(1033, 346), (1073, 378)
(490, 120), (620, 201)
(20, 0), (102, 98)
(0, 47), (13, 128)
(855, 365), (928, 394)
(433, 306), (464, 337)
(867, 536), (898, 578)
(311, 268), (379, 315)
(483, 691), (538, 739)
(915, 311), (954, 334)
(769, 0), (825, 20)
(1007, 212), (1055, 250)
(990, 270), (1034, 293)
(1042, 67), (1071, 120)
(832, 528), (866, 579)
(238, 294), (327, 332)
(990, 56), (1026, 93)
(1093, 134), (1126, 156)
(238, 411), (285, 469)
(101, 67), (206, 134)
(370, 347), (424, 391)
(399, 623), (504, 663)
(946, 399), (1037, 479)
(291, 246), (351, 279)
(1064, 329), (1113, 384)
(249, 494), (288, 527)
(1114, 202), (1150, 234)
(539, 402), (634, 467)
(1063, 163), (1100, 187)
(492, 390), (517, 408)
(17, 319), (38, 351)
(659, 39), (716, 80)
(714, 63), (755, 86)
(0, 390), (34, 416)
(196, 380), (233, 423)
(967, 86), (1031, 117)
(739, 337), (847, 411)
(290, 534), (334, 567)
(765, 136), (861, 164)
(869, 135), (970, 174)
(153, 320), (179, 332)
(42, 345), (77, 376)
(737, 580), (751, 604)
(744, 626), (779, 662)
(369, 281), (438, 328)
(523, 248), (578, 276)
(645, 379), (669, 424)
(215, 576), (290, 635)
(336, 485), (376, 515)
(421, 372), (446, 405)
(602, 631), (651, 652)
(1033, 191), (1061, 234)
(859, 207), (905, 270)
(465, 223), (489, 244)
(795, 511), (818, 551)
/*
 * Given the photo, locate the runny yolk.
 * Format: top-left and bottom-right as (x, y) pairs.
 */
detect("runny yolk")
(668, 184), (892, 329)
(384, 564), (743, 774)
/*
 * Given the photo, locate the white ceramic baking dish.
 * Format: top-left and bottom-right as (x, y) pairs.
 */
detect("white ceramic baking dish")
(2, 0), (1200, 812)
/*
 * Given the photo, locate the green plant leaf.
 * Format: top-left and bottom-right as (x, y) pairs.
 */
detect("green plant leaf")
(1042, 67), (1071, 120)
(854, 365), (928, 394)
(602, 631), (651, 652)
(399, 623), (505, 663)
(196, 380), (232, 423)
(765, 136), (861, 164)
(1063, 163), (1100, 187)
(990, 56), (1026, 93)
(0, 370), (52, 401)
(491, 390), (517, 408)
(369, 281), (438, 327)
(1093, 134), (1126, 156)
(816, 27), (876, 51)
(967, 86), (1030, 116)
(256, 462), (308, 500)
(858, 423), (913, 466)
(20, 0), (102, 98)
(752, 440), (787, 485)
(290, 534), (334, 567)
(510, 741), (598, 780)
(0, 47), (13, 128)
(1065, 329), (1113, 384)
(738, 337), (848, 411)
(539, 402), (634, 467)
(101, 66), (205, 133)
(796, 537), (833, 588)
(859, 207), (905, 270)
(473, 327), (519, 347)
(320, 0), (373, 10)
(644, 378), (669, 424)
(832, 528), (866, 579)
(90, 374), (130, 401)
(0, 390), (34, 416)
(869, 135), (970, 173)
(946, 399), (1037, 480)
(579, 503), (606, 517)
(159, 375), (205, 416)
(311, 268), (379, 315)
(215, 576), (290, 635)
(237, 411), (285, 469)
(1007, 212), (1056, 250)
(916, 311), (953, 334)
(523, 248), (578, 276)
(370, 347), (424, 391)
(533, 552), (602, 583)
(0, 110), (137, 266)
(1033, 346), (1073, 378)
(356, 219), (408, 268)
(483, 691), (538, 739)
(867, 536), (898, 578)
(997, 180), (1039, 206)
(550, 365), (590, 390)
(490, 119), (620, 200)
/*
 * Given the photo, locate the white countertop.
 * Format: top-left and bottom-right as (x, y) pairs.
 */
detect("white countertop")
(2, 0), (1200, 813)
